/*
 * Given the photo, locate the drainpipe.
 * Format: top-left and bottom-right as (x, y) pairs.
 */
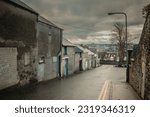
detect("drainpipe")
(126, 49), (133, 83)
(58, 29), (63, 78)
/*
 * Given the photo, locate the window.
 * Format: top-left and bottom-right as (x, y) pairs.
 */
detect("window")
(24, 52), (30, 65)
(39, 56), (45, 64)
(53, 56), (57, 62)
(64, 46), (67, 55)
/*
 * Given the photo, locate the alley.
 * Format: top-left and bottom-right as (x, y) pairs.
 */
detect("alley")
(0, 65), (140, 100)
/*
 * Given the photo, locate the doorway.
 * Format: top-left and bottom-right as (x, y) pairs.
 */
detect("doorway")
(64, 59), (68, 77)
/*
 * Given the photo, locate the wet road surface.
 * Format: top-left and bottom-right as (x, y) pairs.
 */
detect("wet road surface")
(0, 65), (133, 100)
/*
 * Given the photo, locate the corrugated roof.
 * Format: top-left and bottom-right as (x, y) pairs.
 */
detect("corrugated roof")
(63, 39), (76, 47)
(8, 0), (38, 14)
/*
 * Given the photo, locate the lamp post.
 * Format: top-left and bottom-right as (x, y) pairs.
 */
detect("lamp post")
(108, 12), (129, 82)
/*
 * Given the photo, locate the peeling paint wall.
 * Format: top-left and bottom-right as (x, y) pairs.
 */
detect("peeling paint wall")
(82, 52), (89, 71)
(61, 46), (75, 77)
(37, 21), (62, 81)
(74, 53), (80, 72)
(0, 48), (18, 90)
(0, 1), (38, 88)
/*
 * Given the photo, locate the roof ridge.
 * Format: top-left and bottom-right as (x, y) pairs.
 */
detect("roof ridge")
(8, 0), (38, 14)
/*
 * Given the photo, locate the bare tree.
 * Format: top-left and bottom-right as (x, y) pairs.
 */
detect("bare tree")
(112, 22), (126, 65)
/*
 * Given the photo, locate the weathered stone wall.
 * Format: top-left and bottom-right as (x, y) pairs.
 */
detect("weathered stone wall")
(66, 47), (75, 75)
(0, 1), (38, 88)
(37, 21), (62, 81)
(74, 53), (80, 72)
(61, 46), (75, 77)
(0, 48), (18, 90)
(37, 22), (62, 57)
(51, 27), (62, 56)
(144, 11), (150, 99)
(129, 10), (150, 99)
(82, 52), (89, 71)
(62, 46), (75, 75)
(0, 1), (37, 46)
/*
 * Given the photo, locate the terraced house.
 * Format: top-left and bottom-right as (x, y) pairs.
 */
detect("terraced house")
(37, 16), (63, 81)
(0, 0), (63, 90)
(61, 39), (76, 77)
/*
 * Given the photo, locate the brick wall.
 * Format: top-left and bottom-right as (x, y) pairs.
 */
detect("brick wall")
(0, 48), (18, 90)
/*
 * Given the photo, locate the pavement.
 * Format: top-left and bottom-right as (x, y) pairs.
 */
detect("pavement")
(98, 79), (141, 100)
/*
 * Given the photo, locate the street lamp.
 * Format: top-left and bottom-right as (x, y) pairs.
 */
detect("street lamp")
(108, 12), (129, 82)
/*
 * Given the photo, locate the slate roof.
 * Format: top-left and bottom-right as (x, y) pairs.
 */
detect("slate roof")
(38, 16), (62, 29)
(84, 48), (95, 55)
(75, 45), (84, 53)
(8, 0), (38, 14)
(75, 45), (95, 55)
(63, 39), (76, 47)
(6, 0), (62, 29)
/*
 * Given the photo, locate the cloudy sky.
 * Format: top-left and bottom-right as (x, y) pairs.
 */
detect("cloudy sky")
(22, 0), (149, 44)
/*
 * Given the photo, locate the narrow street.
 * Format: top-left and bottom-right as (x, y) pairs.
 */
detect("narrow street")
(0, 65), (140, 100)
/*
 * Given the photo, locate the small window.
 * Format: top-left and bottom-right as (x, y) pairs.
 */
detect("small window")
(39, 56), (45, 64)
(24, 52), (30, 65)
(53, 56), (57, 62)
(64, 46), (67, 55)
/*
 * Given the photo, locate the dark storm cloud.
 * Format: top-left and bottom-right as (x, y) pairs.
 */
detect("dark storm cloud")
(22, 0), (149, 43)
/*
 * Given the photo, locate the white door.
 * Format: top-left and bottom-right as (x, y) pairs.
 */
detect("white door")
(37, 63), (45, 82)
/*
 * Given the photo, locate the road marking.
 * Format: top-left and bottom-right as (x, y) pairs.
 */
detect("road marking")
(98, 80), (112, 100)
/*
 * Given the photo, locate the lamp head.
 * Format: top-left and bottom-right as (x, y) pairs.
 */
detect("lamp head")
(108, 13), (114, 15)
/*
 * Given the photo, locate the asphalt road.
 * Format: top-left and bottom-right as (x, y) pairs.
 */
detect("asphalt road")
(0, 65), (131, 100)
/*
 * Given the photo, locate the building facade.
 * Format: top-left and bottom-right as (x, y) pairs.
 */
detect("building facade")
(75, 46), (83, 72)
(37, 16), (63, 81)
(0, 0), (63, 90)
(0, 0), (38, 89)
(61, 39), (76, 77)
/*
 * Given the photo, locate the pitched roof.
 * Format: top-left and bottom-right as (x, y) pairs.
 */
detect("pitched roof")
(38, 16), (62, 29)
(8, 0), (38, 14)
(75, 45), (84, 53)
(63, 39), (76, 47)
(85, 48), (95, 55)
(75, 45), (95, 55)
(75, 46), (83, 53)
(6, 0), (62, 30)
